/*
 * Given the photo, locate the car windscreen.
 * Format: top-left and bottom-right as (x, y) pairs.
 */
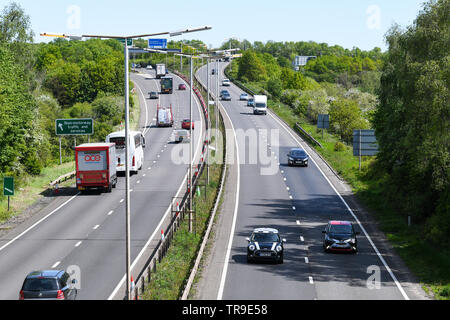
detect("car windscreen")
(23, 278), (59, 291)
(255, 103), (266, 108)
(291, 150), (306, 157)
(109, 137), (125, 149)
(251, 232), (280, 242)
(329, 225), (353, 234)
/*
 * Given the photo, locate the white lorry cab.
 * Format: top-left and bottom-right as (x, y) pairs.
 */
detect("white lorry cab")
(105, 130), (145, 174)
(253, 95), (268, 115)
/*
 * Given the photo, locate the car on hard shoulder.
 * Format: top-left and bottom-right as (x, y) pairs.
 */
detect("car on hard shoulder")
(240, 93), (249, 101)
(246, 228), (286, 264)
(247, 98), (255, 107)
(181, 119), (194, 130)
(287, 148), (309, 167)
(178, 83), (187, 90)
(19, 270), (77, 300)
(149, 91), (158, 99)
(322, 221), (359, 253)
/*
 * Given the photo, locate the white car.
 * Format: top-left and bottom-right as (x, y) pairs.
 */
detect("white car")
(146, 65), (153, 70)
(222, 79), (230, 86)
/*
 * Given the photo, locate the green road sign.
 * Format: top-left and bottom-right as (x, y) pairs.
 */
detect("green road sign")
(118, 38), (133, 46)
(3, 177), (14, 196)
(56, 118), (93, 135)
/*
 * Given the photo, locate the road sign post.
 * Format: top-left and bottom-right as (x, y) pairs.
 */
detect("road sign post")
(353, 130), (379, 170)
(3, 177), (14, 211)
(317, 114), (330, 139)
(56, 118), (94, 163)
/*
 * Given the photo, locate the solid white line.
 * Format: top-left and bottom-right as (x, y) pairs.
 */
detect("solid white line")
(52, 261), (61, 268)
(75, 241), (82, 247)
(268, 109), (410, 300)
(216, 94), (241, 301)
(108, 71), (205, 300)
(0, 193), (80, 253)
(133, 81), (149, 136)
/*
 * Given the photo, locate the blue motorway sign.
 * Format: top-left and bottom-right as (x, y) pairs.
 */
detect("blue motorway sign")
(148, 38), (167, 49)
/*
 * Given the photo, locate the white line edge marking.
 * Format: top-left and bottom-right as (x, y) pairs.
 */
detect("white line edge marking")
(216, 105), (240, 300)
(267, 109), (410, 300)
(0, 193), (80, 252)
(108, 71), (204, 300)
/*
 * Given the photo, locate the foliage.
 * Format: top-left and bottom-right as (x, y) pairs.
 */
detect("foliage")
(373, 0), (449, 243)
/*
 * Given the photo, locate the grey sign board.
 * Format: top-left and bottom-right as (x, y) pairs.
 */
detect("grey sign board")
(353, 130), (379, 156)
(317, 114), (330, 129)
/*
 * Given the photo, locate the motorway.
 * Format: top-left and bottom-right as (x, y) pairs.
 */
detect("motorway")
(0, 69), (205, 299)
(196, 62), (424, 300)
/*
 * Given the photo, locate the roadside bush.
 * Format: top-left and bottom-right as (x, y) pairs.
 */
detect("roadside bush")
(334, 141), (346, 152)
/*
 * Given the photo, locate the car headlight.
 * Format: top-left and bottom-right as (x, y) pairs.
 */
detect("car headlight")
(276, 245), (283, 252)
(248, 244), (256, 251)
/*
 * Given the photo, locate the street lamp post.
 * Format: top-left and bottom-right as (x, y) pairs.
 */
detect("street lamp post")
(41, 25), (211, 300)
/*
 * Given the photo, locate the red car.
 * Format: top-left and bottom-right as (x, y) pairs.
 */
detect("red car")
(178, 83), (187, 90)
(181, 119), (194, 130)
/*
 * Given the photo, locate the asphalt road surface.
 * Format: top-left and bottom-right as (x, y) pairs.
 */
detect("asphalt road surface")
(0, 69), (205, 300)
(196, 62), (422, 300)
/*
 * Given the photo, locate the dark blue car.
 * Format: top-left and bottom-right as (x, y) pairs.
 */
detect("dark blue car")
(20, 270), (77, 300)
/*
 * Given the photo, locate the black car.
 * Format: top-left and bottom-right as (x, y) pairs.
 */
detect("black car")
(20, 270), (77, 300)
(246, 228), (286, 263)
(287, 148), (309, 167)
(322, 221), (360, 253)
(149, 91), (158, 99)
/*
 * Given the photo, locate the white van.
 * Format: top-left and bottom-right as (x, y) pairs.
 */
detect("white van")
(105, 130), (145, 174)
(253, 95), (267, 115)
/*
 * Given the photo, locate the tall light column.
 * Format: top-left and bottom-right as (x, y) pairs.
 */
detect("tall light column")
(189, 56), (193, 233)
(124, 39), (131, 300)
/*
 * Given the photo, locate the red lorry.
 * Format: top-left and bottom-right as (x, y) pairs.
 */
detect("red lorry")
(75, 143), (117, 193)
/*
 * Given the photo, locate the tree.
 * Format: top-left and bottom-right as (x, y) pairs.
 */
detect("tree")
(237, 50), (267, 82)
(373, 0), (449, 240)
(329, 98), (368, 143)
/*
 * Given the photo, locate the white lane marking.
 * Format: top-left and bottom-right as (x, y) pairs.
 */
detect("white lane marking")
(300, 236), (304, 242)
(120, 199), (124, 203)
(305, 257), (309, 264)
(289, 195), (293, 199)
(286, 187), (290, 191)
(296, 220), (301, 225)
(143, 174), (146, 177)
(109, 72), (205, 300)
(0, 193), (80, 253)
(93, 225), (100, 230)
(75, 241), (82, 247)
(52, 261), (61, 268)
(292, 206), (296, 210)
(107, 210), (113, 216)
(217, 95), (241, 301)
(309, 276), (314, 284)
(137, 180), (140, 184)
(267, 109), (410, 300)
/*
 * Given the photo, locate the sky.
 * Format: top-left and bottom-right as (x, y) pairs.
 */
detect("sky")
(1, 0), (428, 51)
